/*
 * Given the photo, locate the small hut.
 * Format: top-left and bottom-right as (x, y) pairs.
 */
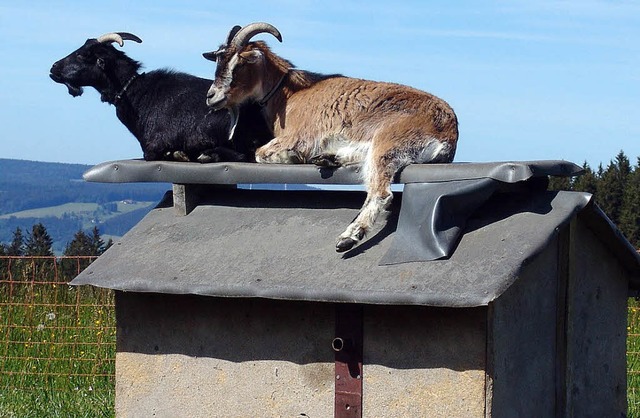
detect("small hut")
(73, 160), (640, 417)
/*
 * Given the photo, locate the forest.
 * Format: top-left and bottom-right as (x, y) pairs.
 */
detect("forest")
(549, 150), (640, 249)
(0, 224), (111, 258)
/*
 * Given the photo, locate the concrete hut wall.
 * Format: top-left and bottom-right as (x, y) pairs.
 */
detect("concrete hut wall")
(488, 226), (562, 416)
(564, 216), (627, 415)
(115, 295), (335, 416)
(489, 217), (628, 417)
(115, 294), (488, 417)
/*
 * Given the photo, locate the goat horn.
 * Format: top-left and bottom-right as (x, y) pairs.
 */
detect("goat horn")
(225, 25), (242, 45)
(230, 22), (282, 50)
(96, 32), (143, 47)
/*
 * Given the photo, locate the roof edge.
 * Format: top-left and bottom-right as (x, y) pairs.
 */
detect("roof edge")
(578, 199), (640, 292)
(83, 160), (584, 185)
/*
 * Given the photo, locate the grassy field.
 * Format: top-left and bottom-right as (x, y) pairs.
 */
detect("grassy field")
(629, 298), (640, 416)
(1, 256), (640, 416)
(0, 200), (154, 223)
(0, 257), (115, 417)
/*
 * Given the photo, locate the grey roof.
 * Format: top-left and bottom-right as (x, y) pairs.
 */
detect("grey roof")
(71, 160), (640, 306)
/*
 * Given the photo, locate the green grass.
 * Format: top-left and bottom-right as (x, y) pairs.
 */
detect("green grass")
(0, 257), (115, 417)
(629, 298), (640, 416)
(0, 389), (113, 418)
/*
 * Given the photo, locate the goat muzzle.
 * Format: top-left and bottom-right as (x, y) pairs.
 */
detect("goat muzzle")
(49, 65), (84, 97)
(205, 92), (227, 110)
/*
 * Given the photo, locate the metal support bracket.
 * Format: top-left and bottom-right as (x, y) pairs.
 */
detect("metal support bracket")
(172, 184), (201, 216)
(334, 304), (363, 418)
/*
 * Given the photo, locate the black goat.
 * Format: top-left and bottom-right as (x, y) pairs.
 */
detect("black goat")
(50, 32), (271, 162)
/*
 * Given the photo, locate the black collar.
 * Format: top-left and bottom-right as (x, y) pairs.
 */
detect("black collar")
(114, 72), (144, 104)
(258, 71), (288, 107)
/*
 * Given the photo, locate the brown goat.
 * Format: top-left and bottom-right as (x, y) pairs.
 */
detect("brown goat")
(204, 23), (459, 252)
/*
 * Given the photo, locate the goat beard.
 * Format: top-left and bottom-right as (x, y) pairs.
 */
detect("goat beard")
(49, 73), (84, 97)
(228, 106), (239, 142)
(65, 83), (84, 97)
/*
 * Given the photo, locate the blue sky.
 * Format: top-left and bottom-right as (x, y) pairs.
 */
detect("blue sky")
(1, 0), (638, 168)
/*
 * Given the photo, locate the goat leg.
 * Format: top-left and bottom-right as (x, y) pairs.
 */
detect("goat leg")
(255, 138), (305, 164)
(336, 193), (392, 252)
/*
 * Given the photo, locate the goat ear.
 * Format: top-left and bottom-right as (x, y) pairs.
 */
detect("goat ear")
(239, 50), (261, 64)
(96, 57), (106, 70)
(202, 51), (217, 62)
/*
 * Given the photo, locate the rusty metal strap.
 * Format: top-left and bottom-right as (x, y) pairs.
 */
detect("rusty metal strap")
(334, 304), (363, 417)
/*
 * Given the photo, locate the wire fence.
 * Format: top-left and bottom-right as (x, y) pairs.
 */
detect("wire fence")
(0, 256), (115, 395)
(628, 299), (640, 415)
(1, 256), (640, 414)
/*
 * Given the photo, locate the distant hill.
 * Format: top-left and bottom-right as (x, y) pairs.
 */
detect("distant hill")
(0, 159), (326, 254)
(0, 158), (169, 254)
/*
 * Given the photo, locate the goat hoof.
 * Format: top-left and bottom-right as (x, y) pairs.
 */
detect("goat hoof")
(197, 153), (215, 163)
(336, 237), (357, 253)
(288, 150), (305, 164)
(257, 149), (300, 164)
(172, 151), (190, 162)
(310, 154), (340, 168)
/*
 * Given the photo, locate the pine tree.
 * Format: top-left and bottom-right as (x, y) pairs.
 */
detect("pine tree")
(24, 223), (54, 257)
(0, 243), (6, 280)
(64, 227), (109, 257)
(7, 227), (25, 256)
(103, 238), (114, 253)
(572, 162), (598, 195)
(548, 175), (571, 191)
(1, 228), (25, 281)
(63, 230), (94, 256)
(90, 226), (106, 256)
(620, 157), (640, 248)
(61, 227), (111, 278)
(596, 151), (631, 226)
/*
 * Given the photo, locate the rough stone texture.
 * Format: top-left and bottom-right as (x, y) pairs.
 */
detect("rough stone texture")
(115, 294), (489, 417)
(489, 235), (559, 416)
(363, 305), (487, 417)
(115, 294), (335, 417)
(565, 218), (627, 416)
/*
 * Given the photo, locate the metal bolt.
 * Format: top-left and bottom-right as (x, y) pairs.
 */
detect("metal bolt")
(332, 337), (345, 352)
